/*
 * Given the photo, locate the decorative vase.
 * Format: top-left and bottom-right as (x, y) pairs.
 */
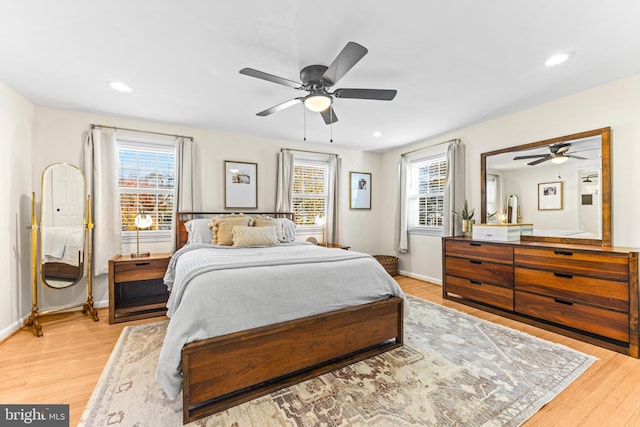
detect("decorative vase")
(462, 219), (474, 234)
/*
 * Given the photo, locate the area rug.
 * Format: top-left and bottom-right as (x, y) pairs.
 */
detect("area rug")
(80, 295), (596, 426)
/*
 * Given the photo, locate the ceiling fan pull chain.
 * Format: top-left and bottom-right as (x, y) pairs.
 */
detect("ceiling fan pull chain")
(303, 107), (307, 141)
(330, 109), (333, 143)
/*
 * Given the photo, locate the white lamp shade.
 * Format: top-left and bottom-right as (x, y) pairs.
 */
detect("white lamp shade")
(314, 214), (326, 226)
(551, 155), (569, 164)
(135, 213), (153, 229)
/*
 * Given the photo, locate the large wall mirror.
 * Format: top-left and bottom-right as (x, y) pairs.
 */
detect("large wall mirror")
(481, 127), (611, 246)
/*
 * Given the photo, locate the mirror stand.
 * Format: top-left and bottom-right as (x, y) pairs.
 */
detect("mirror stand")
(26, 192), (98, 337)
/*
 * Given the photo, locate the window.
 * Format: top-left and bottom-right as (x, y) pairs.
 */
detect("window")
(117, 138), (175, 239)
(407, 154), (447, 234)
(291, 159), (328, 226)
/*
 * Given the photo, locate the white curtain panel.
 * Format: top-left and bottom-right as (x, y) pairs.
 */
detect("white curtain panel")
(326, 154), (340, 244)
(442, 140), (465, 237)
(275, 149), (294, 213)
(82, 129), (121, 275)
(173, 137), (195, 251)
(396, 155), (409, 253)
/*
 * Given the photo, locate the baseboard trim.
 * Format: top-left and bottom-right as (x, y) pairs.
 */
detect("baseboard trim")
(398, 270), (442, 286)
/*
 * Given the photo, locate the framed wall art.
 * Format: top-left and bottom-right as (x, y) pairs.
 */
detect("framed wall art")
(350, 171), (371, 209)
(224, 161), (257, 209)
(538, 181), (562, 210)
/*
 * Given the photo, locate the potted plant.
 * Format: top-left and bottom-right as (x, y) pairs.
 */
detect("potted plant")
(454, 200), (475, 233)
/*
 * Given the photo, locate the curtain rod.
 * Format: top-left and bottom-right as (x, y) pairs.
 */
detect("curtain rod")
(90, 124), (194, 141)
(282, 147), (339, 156)
(401, 138), (460, 157)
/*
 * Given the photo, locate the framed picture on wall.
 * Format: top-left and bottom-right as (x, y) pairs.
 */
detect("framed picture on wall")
(224, 161), (257, 209)
(350, 172), (371, 209)
(538, 181), (562, 210)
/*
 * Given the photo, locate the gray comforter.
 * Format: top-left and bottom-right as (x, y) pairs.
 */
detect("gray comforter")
(156, 243), (406, 400)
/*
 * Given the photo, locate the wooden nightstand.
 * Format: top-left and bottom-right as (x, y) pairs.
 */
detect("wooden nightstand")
(322, 243), (351, 250)
(108, 253), (171, 324)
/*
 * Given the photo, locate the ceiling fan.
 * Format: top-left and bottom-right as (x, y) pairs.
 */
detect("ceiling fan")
(513, 143), (586, 166)
(239, 42), (397, 124)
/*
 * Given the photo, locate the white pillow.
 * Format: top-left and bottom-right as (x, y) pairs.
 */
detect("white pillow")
(232, 225), (279, 247)
(184, 219), (213, 244)
(280, 218), (296, 243)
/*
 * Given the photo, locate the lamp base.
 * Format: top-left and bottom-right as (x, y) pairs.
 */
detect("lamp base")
(130, 252), (150, 258)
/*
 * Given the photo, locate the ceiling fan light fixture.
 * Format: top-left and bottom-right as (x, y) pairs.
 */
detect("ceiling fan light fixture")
(304, 94), (332, 112)
(551, 154), (569, 164)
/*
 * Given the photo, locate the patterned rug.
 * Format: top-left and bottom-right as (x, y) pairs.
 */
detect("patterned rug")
(80, 295), (596, 426)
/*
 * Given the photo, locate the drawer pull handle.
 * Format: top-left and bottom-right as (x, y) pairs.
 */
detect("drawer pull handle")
(554, 298), (574, 306)
(470, 242), (482, 247)
(554, 273), (573, 279)
(135, 262), (151, 267)
(470, 260), (482, 264)
(470, 280), (482, 285)
(554, 250), (573, 256)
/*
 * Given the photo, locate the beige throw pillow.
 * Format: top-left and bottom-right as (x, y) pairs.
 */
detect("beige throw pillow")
(232, 225), (278, 247)
(209, 215), (253, 245)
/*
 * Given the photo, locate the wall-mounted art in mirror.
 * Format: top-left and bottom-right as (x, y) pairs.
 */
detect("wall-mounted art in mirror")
(481, 127), (611, 246)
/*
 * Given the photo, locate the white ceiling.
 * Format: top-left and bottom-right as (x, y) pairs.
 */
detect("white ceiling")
(1, 1), (640, 152)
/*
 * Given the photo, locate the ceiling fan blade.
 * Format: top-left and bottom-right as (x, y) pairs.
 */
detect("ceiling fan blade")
(514, 154), (549, 160)
(334, 88), (397, 101)
(239, 68), (302, 89)
(527, 157), (552, 166)
(320, 106), (338, 124)
(256, 98), (302, 116)
(567, 155), (587, 160)
(321, 42), (368, 86)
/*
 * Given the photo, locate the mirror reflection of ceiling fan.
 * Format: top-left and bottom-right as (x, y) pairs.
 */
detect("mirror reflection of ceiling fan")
(239, 42), (397, 124)
(513, 142), (587, 165)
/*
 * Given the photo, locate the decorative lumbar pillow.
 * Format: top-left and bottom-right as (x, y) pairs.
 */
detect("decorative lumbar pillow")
(232, 225), (278, 247)
(184, 218), (213, 244)
(253, 217), (285, 241)
(209, 214), (253, 245)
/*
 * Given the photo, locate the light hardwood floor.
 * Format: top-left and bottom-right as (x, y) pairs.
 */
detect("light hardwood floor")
(1, 276), (639, 426)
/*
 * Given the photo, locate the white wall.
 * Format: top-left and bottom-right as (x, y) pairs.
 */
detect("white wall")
(0, 81), (34, 340)
(380, 74), (640, 283)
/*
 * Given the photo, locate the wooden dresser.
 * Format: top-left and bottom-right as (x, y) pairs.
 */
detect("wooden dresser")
(442, 237), (639, 357)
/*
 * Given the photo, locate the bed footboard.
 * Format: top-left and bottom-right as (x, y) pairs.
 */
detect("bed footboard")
(182, 296), (404, 423)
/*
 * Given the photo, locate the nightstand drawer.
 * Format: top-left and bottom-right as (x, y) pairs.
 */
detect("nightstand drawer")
(114, 257), (170, 282)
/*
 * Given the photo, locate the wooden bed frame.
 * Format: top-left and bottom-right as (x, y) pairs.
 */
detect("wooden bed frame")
(174, 212), (404, 423)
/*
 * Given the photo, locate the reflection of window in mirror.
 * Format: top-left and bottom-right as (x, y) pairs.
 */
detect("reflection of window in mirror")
(486, 174), (500, 222)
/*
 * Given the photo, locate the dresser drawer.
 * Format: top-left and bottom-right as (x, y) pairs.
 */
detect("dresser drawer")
(514, 247), (629, 281)
(445, 240), (513, 264)
(515, 267), (629, 311)
(114, 257), (170, 282)
(446, 275), (514, 310)
(515, 291), (629, 343)
(445, 256), (514, 288)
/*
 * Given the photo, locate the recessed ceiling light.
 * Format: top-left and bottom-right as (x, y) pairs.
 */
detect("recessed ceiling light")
(107, 81), (133, 93)
(545, 52), (574, 67)
(372, 131), (382, 137)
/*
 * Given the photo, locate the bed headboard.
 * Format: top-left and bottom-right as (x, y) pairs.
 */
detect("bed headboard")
(175, 211), (295, 250)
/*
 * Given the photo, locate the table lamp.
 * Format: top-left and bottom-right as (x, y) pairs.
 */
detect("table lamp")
(132, 212), (153, 258)
(314, 214), (326, 247)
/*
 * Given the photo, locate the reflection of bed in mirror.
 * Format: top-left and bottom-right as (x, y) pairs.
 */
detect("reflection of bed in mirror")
(42, 226), (84, 280)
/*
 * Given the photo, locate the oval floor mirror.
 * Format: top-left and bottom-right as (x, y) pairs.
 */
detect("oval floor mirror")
(26, 163), (98, 337)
